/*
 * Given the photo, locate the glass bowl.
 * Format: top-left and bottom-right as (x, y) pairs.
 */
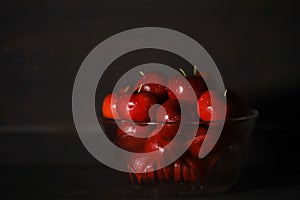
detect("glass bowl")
(100, 108), (258, 197)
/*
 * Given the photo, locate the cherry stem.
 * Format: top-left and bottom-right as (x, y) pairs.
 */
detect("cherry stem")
(124, 85), (130, 93)
(139, 71), (145, 76)
(137, 84), (143, 93)
(179, 68), (187, 77)
(193, 66), (197, 76)
(224, 89), (228, 97)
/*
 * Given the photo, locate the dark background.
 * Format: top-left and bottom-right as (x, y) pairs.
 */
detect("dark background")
(0, 0), (299, 199)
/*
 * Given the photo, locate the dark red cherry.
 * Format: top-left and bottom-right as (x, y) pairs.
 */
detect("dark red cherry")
(181, 161), (190, 182)
(167, 75), (206, 104)
(182, 154), (202, 173)
(117, 92), (157, 122)
(156, 99), (181, 123)
(182, 153), (206, 182)
(189, 167), (197, 182)
(174, 159), (181, 182)
(187, 76), (207, 98)
(197, 90), (227, 121)
(156, 168), (164, 181)
(155, 123), (180, 140)
(116, 134), (147, 153)
(188, 127), (207, 157)
(167, 76), (191, 102)
(127, 155), (153, 182)
(194, 70), (216, 90)
(102, 93), (119, 119)
(163, 164), (174, 181)
(145, 170), (155, 182)
(156, 99), (197, 123)
(189, 125), (221, 157)
(134, 72), (168, 103)
(145, 131), (169, 153)
(116, 124), (153, 139)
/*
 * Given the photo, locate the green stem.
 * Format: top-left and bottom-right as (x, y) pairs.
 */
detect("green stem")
(193, 66), (197, 76)
(124, 85), (130, 93)
(137, 84), (143, 93)
(139, 71), (145, 76)
(224, 89), (228, 97)
(179, 68), (187, 77)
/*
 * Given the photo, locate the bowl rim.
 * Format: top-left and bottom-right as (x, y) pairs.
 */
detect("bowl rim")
(99, 108), (259, 125)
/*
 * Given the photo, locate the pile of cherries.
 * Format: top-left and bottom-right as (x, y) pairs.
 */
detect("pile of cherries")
(101, 69), (245, 184)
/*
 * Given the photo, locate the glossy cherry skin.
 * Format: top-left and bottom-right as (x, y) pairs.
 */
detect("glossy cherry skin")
(174, 159), (181, 182)
(156, 98), (198, 123)
(187, 76), (207, 98)
(163, 164), (174, 181)
(182, 153), (202, 173)
(197, 90), (227, 121)
(127, 155), (153, 177)
(156, 99), (181, 123)
(145, 131), (170, 153)
(181, 161), (191, 182)
(134, 72), (168, 103)
(117, 92), (157, 122)
(155, 123), (180, 140)
(102, 93), (119, 119)
(167, 75), (206, 104)
(116, 134), (147, 153)
(182, 153), (206, 182)
(116, 124), (153, 138)
(116, 124), (153, 153)
(188, 127), (207, 157)
(195, 70), (216, 90)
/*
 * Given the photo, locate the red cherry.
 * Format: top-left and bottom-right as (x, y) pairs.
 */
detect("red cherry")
(188, 127), (207, 157)
(189, 167), (197, 182)
(155, 123), (180, 140)
(127, 155), (153, 183)
(156, 99), (181, 123)
(167, 76), (191, 102)
(117, 92), (157, 122)
(102, 93), (119, 119)
(182, 154), (201, 173)
(167, 75), (206, 104)
(134, 72), (168, 103)
(189, 125), (221, 157)
(181, 162), (190, 182)
(146, 170), (155, 182)
(116, 134), (147, 153)
(128, 156), (149, 172)
(145, 130), (169, 153)
(182, 154), (205, 181)
(194, 70), (216, 89)
(163, 164), (174, 181)
(156, 98), (198, 123)
(174, 160), (181, 182)
(116, 124), (153, 139)
(197, 90), (226, 121)
(156, 168), (164, 181)
(187, 76), (207, 98)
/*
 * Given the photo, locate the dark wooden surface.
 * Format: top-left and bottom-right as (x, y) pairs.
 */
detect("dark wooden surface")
(1, 125), (300, 199)
(1, 165), (300, 200)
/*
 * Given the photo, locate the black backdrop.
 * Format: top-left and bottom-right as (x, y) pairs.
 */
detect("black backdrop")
(0, 0), (299, 199)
